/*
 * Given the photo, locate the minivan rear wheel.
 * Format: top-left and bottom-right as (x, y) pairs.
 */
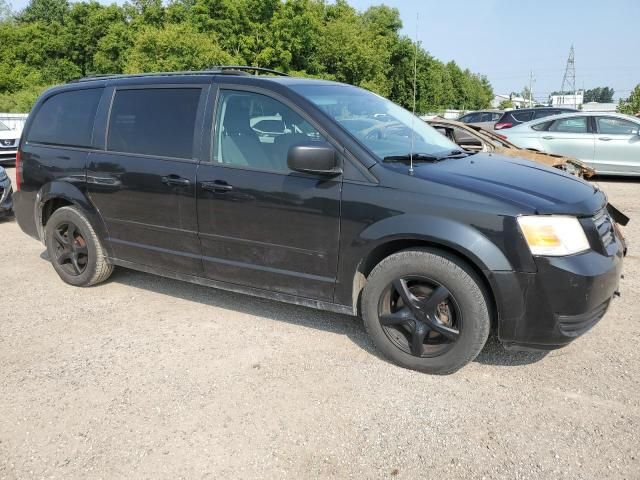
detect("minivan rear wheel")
(361, 249), (490, 374)
(45, 206), (113, 287)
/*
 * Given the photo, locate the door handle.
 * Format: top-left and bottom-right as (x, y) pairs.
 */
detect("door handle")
(598, 137), (612, 141)
(201, 180), (233, 193)
(542, 135), (555, 140)
(162, 175), (191, 187)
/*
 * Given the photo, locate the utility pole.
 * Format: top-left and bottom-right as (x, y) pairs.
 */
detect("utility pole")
(529, 70), (534, 107)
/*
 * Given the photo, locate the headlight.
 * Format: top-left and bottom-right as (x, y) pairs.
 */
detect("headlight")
(517, 215), (590, 256)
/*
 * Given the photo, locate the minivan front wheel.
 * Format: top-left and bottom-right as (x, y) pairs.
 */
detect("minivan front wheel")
(362, 249), (490, 374)
(45, 206), (113, 287)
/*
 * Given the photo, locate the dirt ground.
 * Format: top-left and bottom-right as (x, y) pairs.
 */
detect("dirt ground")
(1, 167), (639, 479)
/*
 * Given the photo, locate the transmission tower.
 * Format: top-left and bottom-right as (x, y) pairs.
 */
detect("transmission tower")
(560, 45), (576, 107)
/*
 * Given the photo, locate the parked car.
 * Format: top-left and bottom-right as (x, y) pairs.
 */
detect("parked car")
(426, 118), (595, 177)
(13, 66), (625, 374)
(0, 165), (13, 218)
(494, 107), (578, 130)
(0, 120), (21, 166)
(500, 112), (640, 176)
(458, 110), (504, 131)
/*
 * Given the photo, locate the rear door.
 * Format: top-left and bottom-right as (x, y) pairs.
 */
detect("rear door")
(593, 116), (640, 174)
(539, 116), (595, 163)
(87, 84), (208, 274)
(196, 86), (342, 301)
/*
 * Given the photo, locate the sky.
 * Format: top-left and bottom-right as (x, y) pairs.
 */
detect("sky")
(7, 0), (639, 102)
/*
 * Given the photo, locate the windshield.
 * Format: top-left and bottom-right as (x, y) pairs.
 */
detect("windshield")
(0, 120), (9, 131)
(291, 84), (458, 160)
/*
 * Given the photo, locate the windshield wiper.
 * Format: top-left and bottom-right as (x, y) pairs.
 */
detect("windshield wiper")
(436, 149), (470, 159)
(382, 153), (440, 163)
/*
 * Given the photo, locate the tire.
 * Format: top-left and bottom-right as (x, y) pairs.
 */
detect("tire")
(44, 205), (113, 287)
(361, 248), (490, 374)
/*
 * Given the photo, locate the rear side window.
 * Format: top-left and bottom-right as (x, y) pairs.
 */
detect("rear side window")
(533, 110), (557, 120)
(596, 117), (640, 135)
(460, 113), (480, 123)
(107, 88), (202, 159)
(511, 111), (534, 122)
(27, 88), (103, 148)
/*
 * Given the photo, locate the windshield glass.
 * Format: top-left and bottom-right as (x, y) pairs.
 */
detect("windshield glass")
(291, 84), (458, 160)
(0, 120), (9, 131)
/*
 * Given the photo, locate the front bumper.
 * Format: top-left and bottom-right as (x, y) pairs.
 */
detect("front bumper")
(488, 240), (624, 351)
(0, 146), (17, 165)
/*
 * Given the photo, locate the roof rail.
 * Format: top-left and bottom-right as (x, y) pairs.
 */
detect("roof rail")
(69, 66), (289, 83)
(209, 66), (290, 77)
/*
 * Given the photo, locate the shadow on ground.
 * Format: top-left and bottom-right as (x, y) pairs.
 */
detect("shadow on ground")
(107, 266), (547, 369)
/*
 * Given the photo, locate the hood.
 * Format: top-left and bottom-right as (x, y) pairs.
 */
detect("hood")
(0, 128), (20, 140)
(407, 153), (606, 216)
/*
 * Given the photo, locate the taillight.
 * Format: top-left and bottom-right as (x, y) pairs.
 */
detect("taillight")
(15, 149), (21, 191)
(494, 122), (513, 130)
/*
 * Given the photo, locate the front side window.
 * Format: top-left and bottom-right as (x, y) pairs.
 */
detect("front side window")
(460, 113), (480, 123)
(291, 84), (458, 160)
(597, 117), (640, 135)
(107, 88), (202, 159)
(214, 90), (324, 173)
(550, 116), (588, 133)
(27, 88), (103, 148)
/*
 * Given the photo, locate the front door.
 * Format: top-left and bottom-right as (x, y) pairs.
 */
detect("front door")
(196, 88), (342, 301)
(593, 116), (640, 174)
(87, 85), (207, 274)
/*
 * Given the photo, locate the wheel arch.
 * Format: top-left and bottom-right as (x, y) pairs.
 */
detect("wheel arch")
(36, 181), (112, 256)
(348, 214), (515, 324)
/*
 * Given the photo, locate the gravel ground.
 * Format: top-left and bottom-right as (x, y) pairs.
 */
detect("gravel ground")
(1, 167), (639, 479)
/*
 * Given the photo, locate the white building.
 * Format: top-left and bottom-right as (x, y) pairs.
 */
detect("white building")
(581, 102), (617, 113)
(491, 94), (535, 109)
(551, 92), (584, 109)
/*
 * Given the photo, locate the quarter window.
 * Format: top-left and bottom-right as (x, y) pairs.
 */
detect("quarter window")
(549, 117), (588, 133)
(107, 88), (202, 159)
(596, 117), (640, 135)
(27, 88), (103, 148)
(214, 90), (323, 173)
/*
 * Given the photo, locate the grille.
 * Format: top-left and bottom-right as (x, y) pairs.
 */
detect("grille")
(557, 300), (610, 337)
(593, 209), (614, 249)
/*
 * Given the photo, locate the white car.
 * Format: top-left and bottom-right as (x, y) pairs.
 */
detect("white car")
(499, 112), (640, 176)
(0, 120), (21, 166)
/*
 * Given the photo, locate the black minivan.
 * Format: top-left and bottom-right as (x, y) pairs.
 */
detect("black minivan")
(13, 67), (624, 374)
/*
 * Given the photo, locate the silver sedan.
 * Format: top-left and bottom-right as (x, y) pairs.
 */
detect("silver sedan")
(500, 112), (640, 176)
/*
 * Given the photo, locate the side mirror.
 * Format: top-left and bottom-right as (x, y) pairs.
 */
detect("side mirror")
(287, 142), (340, 175)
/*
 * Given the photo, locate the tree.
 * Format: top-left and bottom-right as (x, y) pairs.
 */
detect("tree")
(584, 86), (614, 103)
(125, 23), (236, 73)
(618, 84), (640, 116)
(498, 99), (514, 109)
(18, 0), (69, 24)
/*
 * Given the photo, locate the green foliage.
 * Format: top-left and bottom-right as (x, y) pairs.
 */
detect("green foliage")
(498, 99), (514, 109)
(0, 0), (494, 113)
(618, 84), (640, 116)
(584, 86), (614, 103)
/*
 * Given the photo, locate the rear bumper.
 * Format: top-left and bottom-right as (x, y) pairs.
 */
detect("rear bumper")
(488, 240), (624, 351)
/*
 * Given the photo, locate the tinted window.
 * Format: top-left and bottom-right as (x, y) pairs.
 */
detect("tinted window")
(491, 112), (502, 121)
(107, 88), (201, 159)
(512, 111), (534, 122)
(460, 113), (481, 123)
(27, 88), (103, 147)
(533, 110), (557, 119)
(597, 117), (640, 135)
(214, 90), (324, 173)
(550, 117), (588, 133)
(479, 113), (495, 122)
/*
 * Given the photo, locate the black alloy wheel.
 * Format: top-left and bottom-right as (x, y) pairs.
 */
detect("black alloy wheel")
(52, 222), (89, 276)
(378, 276), (461, 358)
